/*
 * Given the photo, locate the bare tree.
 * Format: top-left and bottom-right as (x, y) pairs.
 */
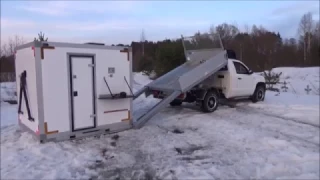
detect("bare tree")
(215, 23), (239, 47)
(243, 24), (250, 34)
(298, 12), (313, 63)
(312, 20), (320, 40)
(140, 29), (146, 56)
(1, 35), (25, 56)
(209, 24), (216, 35)
(289, 38), (298, 49)
(215, 23), (239, 40)
(0, 47), (3, 57)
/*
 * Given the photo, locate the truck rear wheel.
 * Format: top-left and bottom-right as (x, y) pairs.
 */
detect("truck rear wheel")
(201, 91), (219, 112)
(170, 99), (182, 106)
(251, 85), (266, 103)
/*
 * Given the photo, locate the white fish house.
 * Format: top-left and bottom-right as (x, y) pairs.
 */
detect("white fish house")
(15, 41), (133, 143)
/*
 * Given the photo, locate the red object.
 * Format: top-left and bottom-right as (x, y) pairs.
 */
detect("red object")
(178, 93), (185, 99)
(31, 46), (35, 57)
(35, 126), (40, 135)
(152, 90), (159, 97)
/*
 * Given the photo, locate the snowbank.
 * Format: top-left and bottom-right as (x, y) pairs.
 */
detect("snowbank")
(132, 72), (153, 92)
(0, 102), (17, 127)
(249, 91), (320, 127)
(271, 67), (320, 81)
(133, 72), (152, 86)
(0, 82), (16, 102)
(261, 67), (320, 96)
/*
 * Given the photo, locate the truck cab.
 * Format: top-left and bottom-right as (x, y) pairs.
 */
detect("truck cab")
(201, 59), (265, 99)
(164, 58), (266, 112)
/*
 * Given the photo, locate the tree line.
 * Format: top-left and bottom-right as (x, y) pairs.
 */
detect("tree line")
(0, 32), (48, 75)
(135, 12), (319, 78)
(1, 12), (319, 80)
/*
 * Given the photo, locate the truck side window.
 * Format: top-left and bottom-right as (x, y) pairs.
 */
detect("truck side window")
(233, 62), (249, 74)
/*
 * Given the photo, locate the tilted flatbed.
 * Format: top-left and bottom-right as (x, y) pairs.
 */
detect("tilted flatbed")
(132, 34), (228, 128)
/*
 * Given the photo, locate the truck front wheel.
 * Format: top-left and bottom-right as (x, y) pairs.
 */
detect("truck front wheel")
(251, 85), (266, 103)
(201, 91), (219, 112)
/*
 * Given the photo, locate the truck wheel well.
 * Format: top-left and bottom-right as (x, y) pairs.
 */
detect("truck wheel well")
(208, 87), (220, 94)
(195, 88), (221, 101)
(207, 88), (224, 98)
(256, 82), (266, 90)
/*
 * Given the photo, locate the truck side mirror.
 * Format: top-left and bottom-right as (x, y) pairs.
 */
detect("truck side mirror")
(248, 70), (253, 74)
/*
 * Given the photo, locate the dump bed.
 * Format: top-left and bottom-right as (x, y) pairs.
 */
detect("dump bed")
(146, 34), (227, 93)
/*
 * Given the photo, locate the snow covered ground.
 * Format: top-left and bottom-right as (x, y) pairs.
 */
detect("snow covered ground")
(1, 67), (319, 179)
(260, 67), (320, 96)
(0, 82), (16, 103)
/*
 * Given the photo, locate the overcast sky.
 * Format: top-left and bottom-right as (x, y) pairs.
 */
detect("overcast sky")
(1, 0), (319, 45)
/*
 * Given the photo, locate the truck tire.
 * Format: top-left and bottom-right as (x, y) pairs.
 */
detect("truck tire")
(170, 99), (182, 106)
(251, 85), (266, 103)
(201, 91), (219, 112)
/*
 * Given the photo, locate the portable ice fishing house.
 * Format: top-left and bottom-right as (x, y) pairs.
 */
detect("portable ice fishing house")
(15, 41), (133, 143)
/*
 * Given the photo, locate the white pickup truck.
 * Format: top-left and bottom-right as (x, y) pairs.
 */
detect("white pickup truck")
(153, 58), (266, 112)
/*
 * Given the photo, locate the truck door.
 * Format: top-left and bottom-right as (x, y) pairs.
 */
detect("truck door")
(232, 61), (255, 96)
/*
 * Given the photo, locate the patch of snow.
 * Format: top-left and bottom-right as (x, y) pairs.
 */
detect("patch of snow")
(1, 126), (114, 179)
(0, 82), (17, 102)
(0, 103), (18, 127)
(132, 72), (152, 91)
(271, 67), (320, 81)
(264, 91), (319, 106)
(1, 68), (319, 179)
(260, 67), (320, 96)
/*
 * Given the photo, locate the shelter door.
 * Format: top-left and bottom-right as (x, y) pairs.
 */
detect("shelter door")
(69, 55), (96, 131)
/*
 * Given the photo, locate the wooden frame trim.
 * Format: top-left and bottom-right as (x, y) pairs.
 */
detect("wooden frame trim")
(120, 48), (130, 61)
(41, 46), (55, 60)
(121, 110), (131, 122)
(44, 122), (59, 134)
(104, 109), (128, 114)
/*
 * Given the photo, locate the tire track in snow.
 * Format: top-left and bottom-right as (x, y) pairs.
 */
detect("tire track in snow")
(169, 103), (319, 148)
(148, 102), (319, 148)
(148, 113), (257, 179)
(131, 98), (319, 178)
(234, 106), (319, 147)
(152, 106), (308, 179)
(239, 105), (319, 128)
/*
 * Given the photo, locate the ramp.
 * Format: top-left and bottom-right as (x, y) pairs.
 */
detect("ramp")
(133, 90), (181, 128)
(133, 33), (228, 128)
